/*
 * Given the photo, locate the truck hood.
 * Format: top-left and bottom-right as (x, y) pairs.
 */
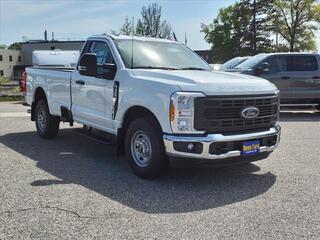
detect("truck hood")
(132, 69), (277, 95)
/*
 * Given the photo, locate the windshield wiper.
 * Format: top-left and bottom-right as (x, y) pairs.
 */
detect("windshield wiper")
(178, 67), (207, 71)
(132, 66), (178, 70)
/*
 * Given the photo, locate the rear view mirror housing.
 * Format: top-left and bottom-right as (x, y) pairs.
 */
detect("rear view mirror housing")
(103, 63), (117, 72)
(79, 53), (97, 77)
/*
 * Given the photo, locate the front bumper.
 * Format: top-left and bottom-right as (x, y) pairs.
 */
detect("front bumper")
(163, 125), (281, 160)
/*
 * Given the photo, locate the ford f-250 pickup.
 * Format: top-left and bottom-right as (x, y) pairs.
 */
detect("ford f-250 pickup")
(26, 34), (281, 179)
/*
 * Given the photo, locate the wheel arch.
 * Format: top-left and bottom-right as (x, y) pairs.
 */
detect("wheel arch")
(31, 87), (48, 121)
(117, 105), (163, 155)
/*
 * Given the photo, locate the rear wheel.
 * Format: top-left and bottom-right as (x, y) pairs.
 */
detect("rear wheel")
(35, 100), (60, 139)
(125, 117), (168, 179)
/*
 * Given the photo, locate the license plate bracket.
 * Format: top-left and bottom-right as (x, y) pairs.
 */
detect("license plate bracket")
(242, 140), (260, 156)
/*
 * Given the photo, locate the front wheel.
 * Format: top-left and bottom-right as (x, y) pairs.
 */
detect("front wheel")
(35, 100), (60, 139)
(125, 117), (168, 179)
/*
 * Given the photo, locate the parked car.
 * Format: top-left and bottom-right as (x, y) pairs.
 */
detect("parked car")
(228, 53), (320, 106)
(26, 34), (281, 179)
(220, 56), (251, 70)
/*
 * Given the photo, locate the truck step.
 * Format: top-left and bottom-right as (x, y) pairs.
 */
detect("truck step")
(73, 127), (116, 146)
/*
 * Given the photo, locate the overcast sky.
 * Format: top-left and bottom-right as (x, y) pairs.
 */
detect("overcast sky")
(0, 0), (319, 51)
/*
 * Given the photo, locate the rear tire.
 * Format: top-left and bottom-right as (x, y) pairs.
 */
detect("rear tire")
(35, 100), (60, 139)
(125, 117), (168, 179)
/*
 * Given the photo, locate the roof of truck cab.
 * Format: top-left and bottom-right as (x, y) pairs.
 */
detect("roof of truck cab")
(88, 34), (177, 43)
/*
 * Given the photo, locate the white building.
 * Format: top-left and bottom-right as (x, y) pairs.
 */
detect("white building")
(0, 49), (24, 80)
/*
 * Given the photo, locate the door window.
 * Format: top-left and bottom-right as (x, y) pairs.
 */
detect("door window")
(80, 41), (93, 59)
(89, 41), (116, 80)
(263, 56), (287, 74)
(287, 55), (318, 71)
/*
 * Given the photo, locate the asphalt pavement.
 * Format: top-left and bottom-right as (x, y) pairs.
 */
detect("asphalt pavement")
(0, 102), (320, 240)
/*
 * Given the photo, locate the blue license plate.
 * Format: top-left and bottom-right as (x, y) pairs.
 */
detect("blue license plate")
(242, 140), (260, 156)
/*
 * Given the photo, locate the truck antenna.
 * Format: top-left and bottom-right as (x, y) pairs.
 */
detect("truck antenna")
(131, 16), (134, 69)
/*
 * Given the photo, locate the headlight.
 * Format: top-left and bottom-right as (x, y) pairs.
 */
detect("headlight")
(170, 92), (205, 133)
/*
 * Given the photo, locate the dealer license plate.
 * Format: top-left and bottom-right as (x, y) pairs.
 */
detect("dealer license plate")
(242, 140), (260, 156)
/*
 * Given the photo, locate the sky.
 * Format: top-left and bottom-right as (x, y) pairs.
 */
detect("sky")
(0, 0), (319, 50)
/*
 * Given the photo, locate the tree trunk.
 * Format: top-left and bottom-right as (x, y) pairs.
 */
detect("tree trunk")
(290, 37), (295, 52)
(252, 0), (257, 55)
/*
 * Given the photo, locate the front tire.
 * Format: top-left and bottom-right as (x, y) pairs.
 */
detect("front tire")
(125, 117), (168, 179)
(35, 100), (60, 139)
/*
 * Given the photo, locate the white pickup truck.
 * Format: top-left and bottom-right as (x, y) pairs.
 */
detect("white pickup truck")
(26, 34), (281, 179)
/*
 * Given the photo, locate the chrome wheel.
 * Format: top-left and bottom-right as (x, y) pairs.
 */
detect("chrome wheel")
(131, 131), (152, 167)
(37, 108), (46, 132)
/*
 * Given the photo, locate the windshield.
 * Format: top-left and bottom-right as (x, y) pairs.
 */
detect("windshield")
(222, 57), (249, 70)
(113, 39), (211, 70)
(235, 54), (267, 70)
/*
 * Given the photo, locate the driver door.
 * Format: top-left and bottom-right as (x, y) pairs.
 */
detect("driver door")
(72, 40), (116, 132)
(257, 55), (287, 91)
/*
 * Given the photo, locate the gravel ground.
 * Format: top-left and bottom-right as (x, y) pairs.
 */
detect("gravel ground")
(0, 102), (320, 240)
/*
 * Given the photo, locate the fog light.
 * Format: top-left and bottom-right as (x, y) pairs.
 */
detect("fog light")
(187, 143), (194, 151)
(173, 142), (203, 154)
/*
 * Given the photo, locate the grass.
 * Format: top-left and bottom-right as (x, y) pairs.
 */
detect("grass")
(0, 77), (10, 84)
(0, 96), (25, 102)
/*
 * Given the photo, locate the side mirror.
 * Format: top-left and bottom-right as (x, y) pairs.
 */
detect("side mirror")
(79, 53), (97, 77)
(103, 63), (117, 72)
(255, 62), (270, 75)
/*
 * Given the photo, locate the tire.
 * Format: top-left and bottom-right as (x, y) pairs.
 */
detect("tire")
(35, 100), (60, 139)
(125, 117), (168, 179)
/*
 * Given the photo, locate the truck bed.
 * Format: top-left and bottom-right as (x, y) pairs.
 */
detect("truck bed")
(26, 67), (74, 117)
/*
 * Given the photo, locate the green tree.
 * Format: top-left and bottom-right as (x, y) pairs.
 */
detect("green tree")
(8, 42), (22, 50)
(136, 3), (172, 38)
(242, 0), (275, 54)
(114, 3), (172, 39)
(274, 0), (320, 51)
(201, 0), (274, 63)
(115, 16), (134, 35)
(0, 44), (7, 49)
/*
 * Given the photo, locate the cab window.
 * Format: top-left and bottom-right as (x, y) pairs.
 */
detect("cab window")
(89, 41), (116, 80)
(262, 56), (287, 74)
(287, 55), (318, 71)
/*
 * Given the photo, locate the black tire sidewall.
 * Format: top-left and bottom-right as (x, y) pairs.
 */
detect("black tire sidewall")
(35, 100), (59, 138)
(125, 117), (168, 179)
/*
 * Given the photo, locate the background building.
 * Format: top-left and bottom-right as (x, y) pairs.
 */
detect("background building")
(0, 49), (24, 80)
(194, 50), (214, 64)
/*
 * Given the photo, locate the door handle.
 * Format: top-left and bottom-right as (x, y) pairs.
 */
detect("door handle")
(281, 76), (290, 80)
(312, 76), (320, 79)
(76, 80), (85, 85)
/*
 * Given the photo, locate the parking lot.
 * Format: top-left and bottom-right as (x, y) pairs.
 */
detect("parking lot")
(0, 101), (320, 239)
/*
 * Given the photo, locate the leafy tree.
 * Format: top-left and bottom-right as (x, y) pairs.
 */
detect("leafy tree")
(136, 3), (172, 38)
(114, 3), (172, 39)
(0, 44), (7, 49)
(201, 0), (274, 63)
(120, 16), (134, 35)
(273, 0), (320, 51)
(8, 42), (22, 50)
(242, 0), (275, 54)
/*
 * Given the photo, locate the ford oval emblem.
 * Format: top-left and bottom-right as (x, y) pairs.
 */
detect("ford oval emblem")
(241, 107), (259, 119)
